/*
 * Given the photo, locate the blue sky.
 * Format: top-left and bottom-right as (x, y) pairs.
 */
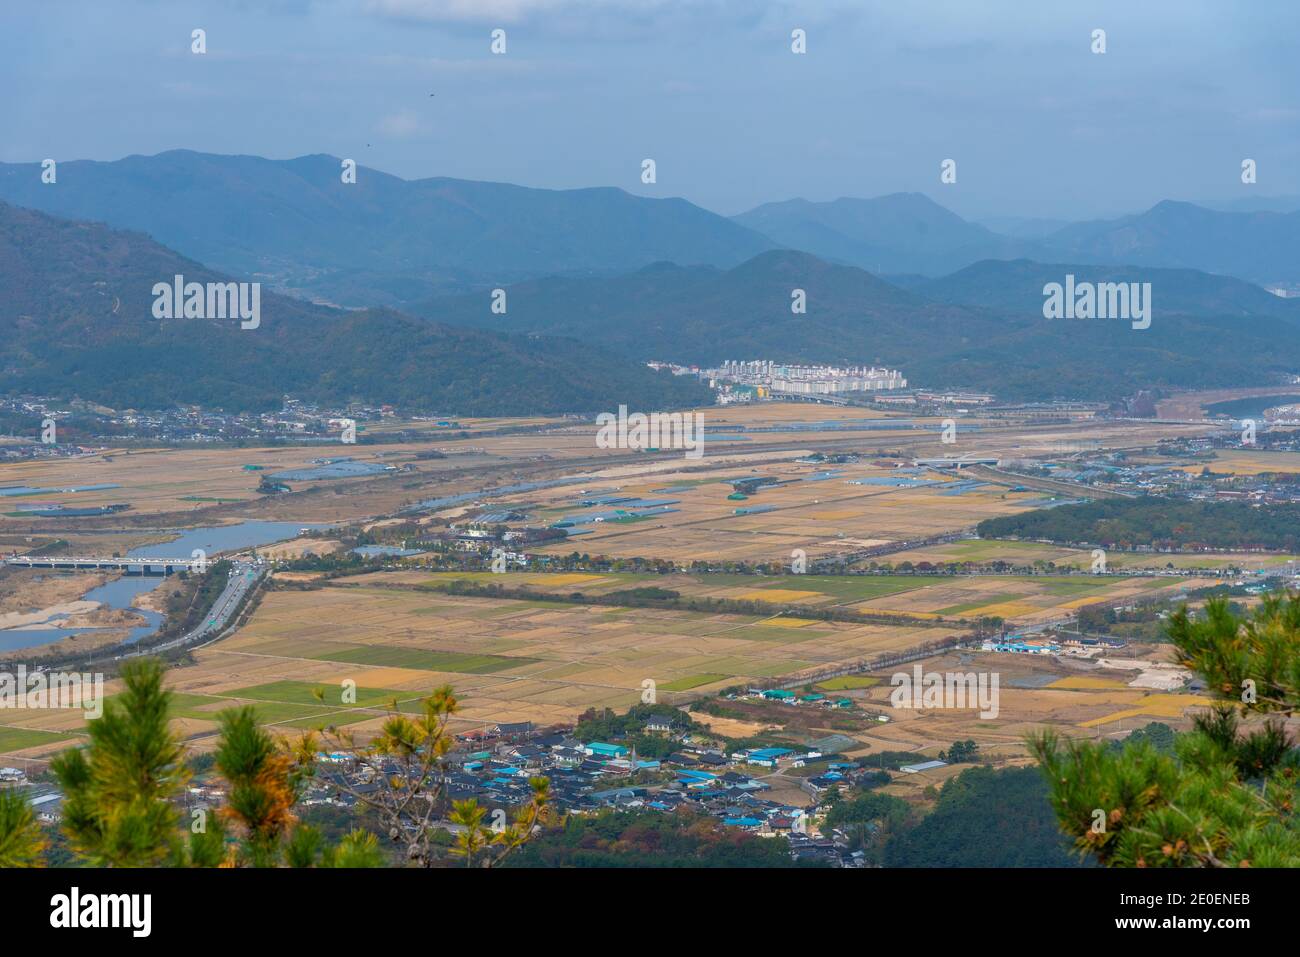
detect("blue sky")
(3, 0), (1297, 219)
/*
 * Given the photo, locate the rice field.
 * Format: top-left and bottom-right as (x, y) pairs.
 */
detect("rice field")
(357, 566), (1198, 628)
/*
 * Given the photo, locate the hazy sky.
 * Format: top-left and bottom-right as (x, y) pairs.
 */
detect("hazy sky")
(4, 0), (1298, 219)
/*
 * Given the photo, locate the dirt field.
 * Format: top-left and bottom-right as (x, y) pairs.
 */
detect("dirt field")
(1176, 449), (1300, 476)
(885, 538), (1300, 573)
(352, 566), (1201, 628)
(0, 403), (1244, 763)
(0, 403), (1210, 536)
(0, 580), (967, 759)
(816, 647), (1220, 764)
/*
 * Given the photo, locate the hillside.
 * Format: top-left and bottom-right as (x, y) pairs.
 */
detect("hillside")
(422, 250), (1300, 401)
(734, 194), (1300, 288)
(1038, 201), (1300, 286)
(732, 193), (1022, 274)
(916, 259), (1300, 320)
(0, 151), (775, 308)
(0, 202), (712, 415)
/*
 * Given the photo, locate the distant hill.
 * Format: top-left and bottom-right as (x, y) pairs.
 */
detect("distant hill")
(0, 151), (775, 309)
(732, 193), (1021, 274)
(0, 202), (711, 415)
(1037, 201), (1300, 286)
(422, 250), (987, 368)
(735, 194), (1300, 288)
(916, 259), (1300, 320)
(422, 249), (1300, 401)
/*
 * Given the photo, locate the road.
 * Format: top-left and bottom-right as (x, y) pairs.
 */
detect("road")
(128, 560), (264, 656)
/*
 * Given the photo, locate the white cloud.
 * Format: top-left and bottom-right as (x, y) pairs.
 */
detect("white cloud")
(376, 109), (424, 137)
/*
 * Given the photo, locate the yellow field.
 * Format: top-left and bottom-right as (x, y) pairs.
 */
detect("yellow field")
(358, 567), (1200, 628)
(1078, 694), (1217, 728)
(1177, 450), (1300, 476)
(1047, 676), (1130, 690)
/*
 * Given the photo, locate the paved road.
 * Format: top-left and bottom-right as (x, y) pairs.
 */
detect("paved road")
(129, 561), (264, 656)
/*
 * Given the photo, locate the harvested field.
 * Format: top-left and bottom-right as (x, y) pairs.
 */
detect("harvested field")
(3, 581), (965, 755)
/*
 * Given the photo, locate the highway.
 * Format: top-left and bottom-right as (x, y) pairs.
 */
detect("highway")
(127, 560), (264, 657)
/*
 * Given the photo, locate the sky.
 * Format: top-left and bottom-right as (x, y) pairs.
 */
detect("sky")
(2, 0), (1298, 220)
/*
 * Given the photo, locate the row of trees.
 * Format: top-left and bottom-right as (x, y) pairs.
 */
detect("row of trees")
(978, 498), (1300, 552)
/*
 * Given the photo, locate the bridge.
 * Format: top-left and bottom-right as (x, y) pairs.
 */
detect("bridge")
(4, 555), (206, 575)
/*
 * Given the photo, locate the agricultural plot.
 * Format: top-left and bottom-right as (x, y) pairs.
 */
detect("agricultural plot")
(888, 537), (1300, 574)
(0, 584), (963, 753)
(848, 573), (1201, 625)
(0, 726), (78, 754)
(359, 567), (1196, 628)
(1176, 450), (1300, 476)
(818, 647), (1216, 763)
(526, 461), (1050, 563)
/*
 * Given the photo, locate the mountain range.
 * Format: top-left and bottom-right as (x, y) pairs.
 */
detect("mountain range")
(0, 151), (774, 309)
(0, 201), (710, 415)
(420, 251), (1300, 401)
(734, 195), (1300, 287)
(2, 152), (1298, 311)
(2, 149), (1298, 409)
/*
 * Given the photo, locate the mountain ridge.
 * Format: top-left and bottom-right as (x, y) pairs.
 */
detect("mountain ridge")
(0, 200), (712, 415)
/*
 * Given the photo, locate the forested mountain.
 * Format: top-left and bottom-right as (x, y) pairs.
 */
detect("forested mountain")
(0, 201), (712, 414)
(422, 249), (1300, 401)
(1037, 201), (1300, 285)
(916, 259), (1300, 320)
(732, 192), (1019, 275)
(0, 151), (774, 308)
(734, 193), (1300, 287)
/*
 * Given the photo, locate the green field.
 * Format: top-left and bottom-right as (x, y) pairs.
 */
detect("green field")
(0, 726), (78, 752)
(940, 540), (1067, 561)
(814, 675), (881, 691)
(226, 680), (418, 709)
(310, 645), (537, 674)
(935, 594), (1022, 615)
(274, 710), (381, 731)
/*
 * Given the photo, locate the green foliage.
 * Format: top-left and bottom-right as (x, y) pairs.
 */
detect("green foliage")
(320, 829), (384, 868)
(978, 498), (1300, 552)
(825, 790), (912, 831)
(882, 766), (1083, 867)
(505, 809), (798, 868)
(1113, 722), (1176, 755)
(1169, 594), (1300, 709)
(939, 739), (980, 763)
(853, 750), (924, 771)
(0, 787), (47, 867)
(37, 658), (406, 868)
(180, 814), (229, 868)
(574, 703), (698, 743)
(50, 657), (187, 867)
(214, 706), (300, 866)
(1032, 595), (1300, 867)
